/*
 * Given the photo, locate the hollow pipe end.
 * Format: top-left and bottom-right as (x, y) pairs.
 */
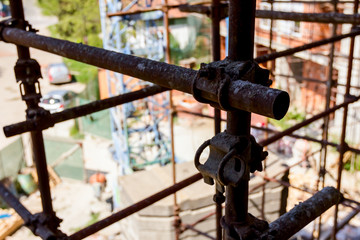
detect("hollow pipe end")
(273, 91), (290, 120)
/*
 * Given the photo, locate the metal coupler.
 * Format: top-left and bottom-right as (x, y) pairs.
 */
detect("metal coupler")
(194, 132), (267, 191)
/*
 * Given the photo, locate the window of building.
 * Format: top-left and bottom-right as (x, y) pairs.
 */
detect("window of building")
(259, 2), (272, 30)
(273, 3), (303, 37)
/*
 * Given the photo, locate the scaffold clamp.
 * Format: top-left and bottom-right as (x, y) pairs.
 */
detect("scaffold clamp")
(191, 58), (272, 111)
(194, 132), (267, 190)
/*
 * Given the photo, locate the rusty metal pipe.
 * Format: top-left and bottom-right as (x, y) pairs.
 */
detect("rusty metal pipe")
(0, 28), (288, 119)
(181, 5), (360, 25)
(255, 28), (360, 63)
(107, 2), (210, 17)
(0, 28), (195, 93)
(223, 0), (256, 239)
(316, 16), (338, 239)
(31, 131), (54, 216)
(0, 182), (33, 224)
(3, 85), (168, 137)
(261, 187), (342, 240)
(256, 10), (360, 24)
(210, 0), (223, 237)
(333, 0), (360, 237)
(9, 0), (55, 223)
(68, 173), (202, 240)
(9, 0), (29, 59)
(0, 182), (58, 240)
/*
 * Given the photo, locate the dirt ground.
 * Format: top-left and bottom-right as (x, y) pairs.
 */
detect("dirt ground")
(2, 116), (360, 240)
(6, 179), (122, 240)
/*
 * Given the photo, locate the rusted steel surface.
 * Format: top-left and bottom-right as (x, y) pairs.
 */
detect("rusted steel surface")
(0, 28), (195, 93)
(0, 28), (288, 119)
(31, 131), (56, 217)
(319, 16), (337, 191)
(210, 0), (223, 237)
(3, 85), (168, 137)
(107, 1), (210, 17)
(8, 0), (57, 229)
(68, 173), (202, 240)
(223, 1), (260, 239)
(8, 0), (29, 59)
(4, 0), (360, 239)
(256, 10), (360, 24)
(261, 187), (342, 240)
(179, 4), (211, 15)
(0, 182), (33, 225)
(333, 0), (360, 237)
(255, 28), (360, 63)
(180, 4), (360, 24)
(0, 182), (61, 240)
(315, 11), (338, 237)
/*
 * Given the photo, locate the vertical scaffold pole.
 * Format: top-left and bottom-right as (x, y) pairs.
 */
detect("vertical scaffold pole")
(332, 0), (359, 239)
(211, 0), (224, 239)
(9, 0), (57, 229)
(224, 0), (256, 239)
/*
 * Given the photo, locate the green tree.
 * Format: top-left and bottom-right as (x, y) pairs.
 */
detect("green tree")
(38, 0), (101, 47)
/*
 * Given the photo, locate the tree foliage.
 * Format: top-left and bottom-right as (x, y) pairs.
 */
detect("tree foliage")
(38, 0), (101, 47)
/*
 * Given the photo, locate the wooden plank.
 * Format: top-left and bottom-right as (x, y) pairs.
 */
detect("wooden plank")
(0, 209), (24, 240)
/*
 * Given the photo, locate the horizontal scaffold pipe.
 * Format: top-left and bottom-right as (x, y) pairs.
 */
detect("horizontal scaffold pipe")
(177, 4), (360, 24)
(255, 28), (360, 63)
(3, 85), (168, 137)
(256, 10), (360, 24)
(0, 27), (287, 119)
(0, 182), (59, 239)
(261, 187), (342, 240)
(68, 173), (203, 240)
(107, 1), (210, 17)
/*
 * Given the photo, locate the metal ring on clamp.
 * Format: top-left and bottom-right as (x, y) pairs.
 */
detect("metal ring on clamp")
(191, 71), (207, 104)
(217, 75), (233, 111)
(217, 148), (245, 186)
(191, 64), (212, 104)
(194, 139), (210, 169)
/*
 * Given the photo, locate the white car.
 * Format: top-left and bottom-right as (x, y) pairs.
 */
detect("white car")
(48, 63), (72, 84)
(39, 90), (76, 113)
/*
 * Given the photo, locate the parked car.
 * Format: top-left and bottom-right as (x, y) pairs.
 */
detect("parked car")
(48, 63), (72, 84)
(39, 90), (76, 113)
(0, 3), (10, 18)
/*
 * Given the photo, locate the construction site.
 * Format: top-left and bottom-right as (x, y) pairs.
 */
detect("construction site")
(0, 0), (360, 239)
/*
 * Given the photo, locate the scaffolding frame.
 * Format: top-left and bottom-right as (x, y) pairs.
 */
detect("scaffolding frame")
(0, 0), (360, 239)
(99, 0), (172, 175)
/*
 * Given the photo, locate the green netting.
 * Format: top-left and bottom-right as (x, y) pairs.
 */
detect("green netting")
(53, 148), (83, 181)
(44, 139), (83, 180)
(0, 138), (24, 179)
(79, 98), (112, 139)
